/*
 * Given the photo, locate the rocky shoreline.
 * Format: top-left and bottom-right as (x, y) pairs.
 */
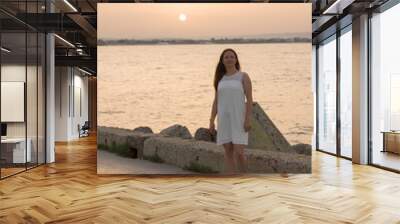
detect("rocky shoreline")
(98, 125), (311, 174)
(97, 102), (311, 174)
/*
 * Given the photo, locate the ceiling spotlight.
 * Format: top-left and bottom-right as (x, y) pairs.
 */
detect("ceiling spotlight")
(78, 67), (93, 76)
(54, 34), (75, 48)
(1, 47), (11, 53)
(322, 0), (355, 15)
(63, 0), (78, 12)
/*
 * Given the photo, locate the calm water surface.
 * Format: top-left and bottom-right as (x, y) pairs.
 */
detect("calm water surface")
(98, 43), (312, 144)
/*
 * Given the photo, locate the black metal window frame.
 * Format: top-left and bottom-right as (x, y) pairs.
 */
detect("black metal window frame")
(315, 23), (352, 161)
(367, 0), (400, 173)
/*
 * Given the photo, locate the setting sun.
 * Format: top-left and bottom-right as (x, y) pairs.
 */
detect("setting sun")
(179, 13), (187, 22)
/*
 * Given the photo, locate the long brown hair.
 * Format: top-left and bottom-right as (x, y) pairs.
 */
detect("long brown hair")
(213, 48), (241, 91)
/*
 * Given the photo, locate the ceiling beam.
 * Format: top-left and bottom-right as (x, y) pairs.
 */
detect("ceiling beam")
(55, 55), (96, 74)
(66, 13), (97, 46)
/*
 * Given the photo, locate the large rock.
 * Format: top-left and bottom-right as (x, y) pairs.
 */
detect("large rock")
(132, 126), (153, 134)
(248, 102), (293, 153)
(245, 149), (310, 173)
(143, 136), (223, 173)
(160, 124), (192, 139)
(98, 126), (160, 159)
(291, 143), (312, 155)
(194, 127), (216, 142)
(143, 136), (311, 173)
(97, 126), (132, 146)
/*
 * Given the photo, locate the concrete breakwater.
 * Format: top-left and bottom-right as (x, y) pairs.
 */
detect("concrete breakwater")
(98, 129), (311, 174)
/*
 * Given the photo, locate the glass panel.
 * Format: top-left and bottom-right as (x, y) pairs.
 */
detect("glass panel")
(38, 32), (45, 165)
(27, 30), (38, 169)
(317, 35), (337, 154)
(339, 27), (352, 158)
(1, 31), (27, 177)
(26, 0), (38, 169)
(371, 4), (400, 171)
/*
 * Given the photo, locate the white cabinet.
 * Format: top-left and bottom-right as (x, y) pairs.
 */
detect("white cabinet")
(1, 138), (32, 163)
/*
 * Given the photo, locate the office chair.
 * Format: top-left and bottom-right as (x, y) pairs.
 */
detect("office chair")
(79, 121), (90, 138)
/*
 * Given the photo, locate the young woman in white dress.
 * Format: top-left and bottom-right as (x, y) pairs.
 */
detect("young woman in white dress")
(209, 48), (253, 174)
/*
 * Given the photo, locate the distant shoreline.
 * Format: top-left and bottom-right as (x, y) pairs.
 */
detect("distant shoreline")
(98, 38), (311, 46)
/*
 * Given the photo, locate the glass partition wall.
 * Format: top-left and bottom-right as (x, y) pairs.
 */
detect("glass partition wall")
(315, 25), (353, 159)
(0, 31), (27, 177)
(0, 2), (46, 179)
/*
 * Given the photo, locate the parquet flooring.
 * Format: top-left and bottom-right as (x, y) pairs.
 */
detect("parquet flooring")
(0, 134), (399, 223)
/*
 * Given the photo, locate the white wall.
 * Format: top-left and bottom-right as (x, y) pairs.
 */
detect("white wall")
(2, 63), (46, 164)
(55, 67), (89, 141)
(1, 65), (38, 138)
(1, 82), (25, 122)
(70, 72), (89, 139)
(55, 66), (70, 141)
(1, 65), (26, 81)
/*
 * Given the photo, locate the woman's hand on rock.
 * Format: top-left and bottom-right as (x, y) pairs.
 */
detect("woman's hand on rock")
(209, 120), (216, 135)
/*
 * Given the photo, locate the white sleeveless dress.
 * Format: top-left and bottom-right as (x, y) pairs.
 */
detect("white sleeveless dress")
(216, 71), (249, 145)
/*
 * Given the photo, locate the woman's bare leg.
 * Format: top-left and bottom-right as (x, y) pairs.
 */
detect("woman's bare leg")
(233, 144), (247, 173)
(223, 142), (235, 174)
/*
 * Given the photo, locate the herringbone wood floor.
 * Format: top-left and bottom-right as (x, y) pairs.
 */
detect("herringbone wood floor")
(0, 134), (399, 224)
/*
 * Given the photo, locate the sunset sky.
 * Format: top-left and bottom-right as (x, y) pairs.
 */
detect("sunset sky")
(98, 3), (311, 40)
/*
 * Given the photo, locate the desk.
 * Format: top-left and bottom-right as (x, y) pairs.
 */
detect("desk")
(1, 138), (31, 163)
(381, 131), (400, 154)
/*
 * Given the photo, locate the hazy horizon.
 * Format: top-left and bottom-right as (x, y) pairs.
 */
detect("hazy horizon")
(98, 3), (311, 40)
(99, 33), (311, 41)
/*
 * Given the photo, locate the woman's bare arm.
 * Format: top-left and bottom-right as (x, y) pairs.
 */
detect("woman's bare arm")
(210, 90), (218, 122)
(242, 72), (253, 121)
